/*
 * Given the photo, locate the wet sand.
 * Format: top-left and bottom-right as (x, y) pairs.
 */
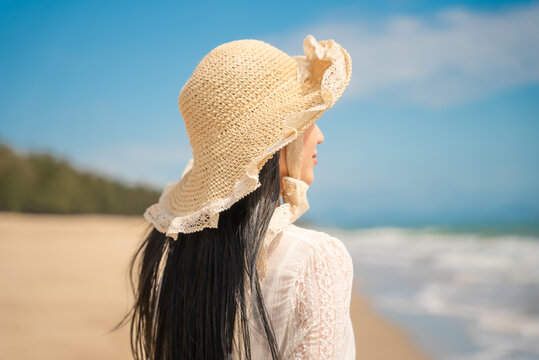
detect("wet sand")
(0, 212), (430, 359)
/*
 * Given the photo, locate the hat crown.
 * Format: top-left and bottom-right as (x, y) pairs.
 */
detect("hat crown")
(178, 39), (298, 154)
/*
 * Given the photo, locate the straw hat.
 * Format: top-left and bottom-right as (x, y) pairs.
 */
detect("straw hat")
(144, 34), (352, 239)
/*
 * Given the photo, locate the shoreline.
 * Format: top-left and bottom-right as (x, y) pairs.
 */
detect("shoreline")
(350, 285), (431, 360)
(0, 212), (430, 359)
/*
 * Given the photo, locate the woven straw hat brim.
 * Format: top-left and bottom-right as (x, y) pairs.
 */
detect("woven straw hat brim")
(144, 35), (352, 237)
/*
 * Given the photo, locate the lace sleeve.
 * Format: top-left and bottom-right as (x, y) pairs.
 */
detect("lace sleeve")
(287, 234), (354, 359)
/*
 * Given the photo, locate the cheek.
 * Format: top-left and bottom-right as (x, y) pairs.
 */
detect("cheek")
(301, 149), (315, 176)
(303, 140), (316, 163)
(301, 161), (315, 184)
(301, 151), (312, 172)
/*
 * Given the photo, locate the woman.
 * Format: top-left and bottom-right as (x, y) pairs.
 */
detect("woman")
(118, 34), (354, 359)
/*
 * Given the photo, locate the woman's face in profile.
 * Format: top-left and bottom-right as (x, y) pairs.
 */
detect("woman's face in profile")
(300, 123), (325, 184)
(279, 123), (325, 185)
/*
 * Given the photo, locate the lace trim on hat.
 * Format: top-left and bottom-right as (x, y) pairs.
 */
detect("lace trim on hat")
(144, 135), (296, 240)
(143, 34), (350, 238)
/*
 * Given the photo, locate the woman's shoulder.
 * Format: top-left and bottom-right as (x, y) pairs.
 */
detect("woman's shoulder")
(283, 224), (351, 253)
(279, 224), (353, 273)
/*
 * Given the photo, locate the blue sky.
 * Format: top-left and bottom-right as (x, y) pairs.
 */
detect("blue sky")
(1, 0), (538, 227)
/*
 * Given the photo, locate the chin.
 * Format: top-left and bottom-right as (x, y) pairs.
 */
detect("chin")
(302, 173), (314, 185)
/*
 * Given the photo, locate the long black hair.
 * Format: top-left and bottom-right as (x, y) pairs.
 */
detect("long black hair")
(113, 151), (281, 360)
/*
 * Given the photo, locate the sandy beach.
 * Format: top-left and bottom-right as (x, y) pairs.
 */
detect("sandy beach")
(0, 212), (430, 359)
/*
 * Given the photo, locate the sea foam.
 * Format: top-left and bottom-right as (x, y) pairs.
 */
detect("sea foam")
(329, 226), (539, 360)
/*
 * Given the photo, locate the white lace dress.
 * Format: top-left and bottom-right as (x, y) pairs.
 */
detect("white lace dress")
(248, 224), (356, 359)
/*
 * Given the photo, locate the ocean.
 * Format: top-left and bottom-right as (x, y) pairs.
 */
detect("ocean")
(324, 226), (539, 360)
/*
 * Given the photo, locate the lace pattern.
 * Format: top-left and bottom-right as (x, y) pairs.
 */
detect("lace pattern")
(286, 227), (354, 359)
(230, 225), (355, 359)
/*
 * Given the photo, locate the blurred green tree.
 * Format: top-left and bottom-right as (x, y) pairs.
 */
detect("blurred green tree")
(0, 142), (160, 215)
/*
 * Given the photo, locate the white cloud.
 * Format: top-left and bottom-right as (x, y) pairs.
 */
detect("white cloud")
(267, 3), (539, 108)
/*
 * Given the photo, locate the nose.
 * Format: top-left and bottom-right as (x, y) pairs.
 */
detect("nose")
(315, 124), (324, 144)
